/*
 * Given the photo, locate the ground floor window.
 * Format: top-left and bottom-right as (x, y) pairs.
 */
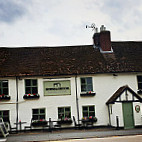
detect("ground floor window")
(32, 108), (45, 120)
(0, 110), (9, 122)
(58, 107), (71, 120)
(82, 105), (95, 117)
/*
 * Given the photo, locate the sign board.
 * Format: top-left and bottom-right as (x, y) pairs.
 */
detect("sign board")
(44, 80), (71, 96)
(0, 118), (9, 137)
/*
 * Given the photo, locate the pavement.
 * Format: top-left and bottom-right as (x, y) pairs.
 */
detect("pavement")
(3, 127), (142, 142)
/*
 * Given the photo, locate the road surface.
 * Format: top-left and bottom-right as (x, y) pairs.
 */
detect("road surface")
(49, 135), (142, 142)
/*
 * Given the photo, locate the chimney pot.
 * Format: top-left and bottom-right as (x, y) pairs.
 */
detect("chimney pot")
(93, 26), (112, 52)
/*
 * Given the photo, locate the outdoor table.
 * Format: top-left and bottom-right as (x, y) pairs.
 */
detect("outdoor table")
(14, 121), (27, 131)
(79, 120), (93, 127)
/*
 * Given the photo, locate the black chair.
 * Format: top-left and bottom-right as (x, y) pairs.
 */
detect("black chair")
(73, 116), (82, 129)
(24, 118), (33, 131)
(8, 120), (17, 134)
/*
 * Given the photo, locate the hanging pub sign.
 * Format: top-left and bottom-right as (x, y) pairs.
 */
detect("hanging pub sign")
(135, 105), (140, 113)
(44, 80), (71, 96)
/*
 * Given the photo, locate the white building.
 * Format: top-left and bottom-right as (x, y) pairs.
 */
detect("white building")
(0, 26), (142, 130)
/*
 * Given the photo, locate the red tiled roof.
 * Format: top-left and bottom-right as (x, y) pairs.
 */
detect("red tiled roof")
(0, 41), (142, 77)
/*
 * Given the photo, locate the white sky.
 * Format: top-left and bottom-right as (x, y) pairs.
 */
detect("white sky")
(0, 0), (142, 47)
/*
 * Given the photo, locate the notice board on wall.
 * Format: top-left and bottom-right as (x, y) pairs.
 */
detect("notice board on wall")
(44, 80), (71, 96)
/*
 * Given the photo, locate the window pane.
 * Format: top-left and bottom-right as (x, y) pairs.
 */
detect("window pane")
(26, 87), (31, 94)
(40, 115), (45, 119)
(33, 115), (38, 120)
(0, 89), (2, 95)
(81, 85), (86, 91)
(65, 112), (71, 118)
(89, 112), (95, 117)
(3, 111), (8, 115)
(138, 83), (142, 89)
(32, 87), (37, 94)
(87, 85), (93, 91)
(32, 80), (37, 86)
(87, 78), (92, 84)
(33, 109), (38, 114)
(25, 79), (31, 86)
(81, 78), (86, 84)
(83, 112), (88, 117)
(89, 106), (94, 111)
(58, 114), (63, 119)
(2, 81), (8, 87)
(40, 109), (45, 114)
(0, 111), (9, 122)
(137, 76), (142, 82)
(3, 88), (8, 95)
(65, 107), (70, 112)
(58, 108), (64, 113)
(83, 107), (88, 111)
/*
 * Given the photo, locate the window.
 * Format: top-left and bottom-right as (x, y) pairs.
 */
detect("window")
(32, 108), (45, 120)
(0, 110), (9, 122)
(58, 107), (71, 119)
(0, 80), (8, 96)
(82, 106), (95, 117)
(137, 76), (142, 90)
(80, 77), (93, 92)
(25, 79), (38, 94)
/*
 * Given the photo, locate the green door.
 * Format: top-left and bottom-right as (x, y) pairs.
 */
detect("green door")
(122, 102), (134, 129)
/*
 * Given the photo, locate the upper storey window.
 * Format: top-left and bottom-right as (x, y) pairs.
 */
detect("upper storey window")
(25, 79), (38, 94)
(80, 77), (93, 92)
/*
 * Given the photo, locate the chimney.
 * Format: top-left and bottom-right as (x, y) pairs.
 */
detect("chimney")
(93, 25), (112, 52)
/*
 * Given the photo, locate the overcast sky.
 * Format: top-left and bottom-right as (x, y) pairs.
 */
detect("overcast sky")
(0, 0), (142, 47)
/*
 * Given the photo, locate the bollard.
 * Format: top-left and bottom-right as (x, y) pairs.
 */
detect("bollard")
(116, 116), (119, 130)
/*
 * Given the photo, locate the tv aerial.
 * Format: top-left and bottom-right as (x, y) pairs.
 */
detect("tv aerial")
(86, 23), (98, 33)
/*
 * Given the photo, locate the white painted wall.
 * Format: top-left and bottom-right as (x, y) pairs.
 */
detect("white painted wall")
(110, 103), (124, 127)
(0, 73), (142, 129)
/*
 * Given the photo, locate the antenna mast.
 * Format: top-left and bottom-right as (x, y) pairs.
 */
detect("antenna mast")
(86, 23), (98, 33)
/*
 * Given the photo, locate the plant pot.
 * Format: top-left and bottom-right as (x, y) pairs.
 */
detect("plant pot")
(80, 92), (96, 97)
(31, 121), (47, 127)
(23, 94), (40, 99)
(0, 96), (11, 101)
(57, 120), (72, 125)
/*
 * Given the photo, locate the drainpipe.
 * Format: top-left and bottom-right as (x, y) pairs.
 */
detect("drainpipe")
(75, 75), (80, 123)
(16, 76), (19, 130)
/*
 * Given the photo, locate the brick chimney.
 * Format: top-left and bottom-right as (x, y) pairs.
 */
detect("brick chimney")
(93, 25), (112, 52)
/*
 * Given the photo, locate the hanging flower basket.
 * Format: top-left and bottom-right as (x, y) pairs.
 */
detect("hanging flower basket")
(23, 94), (40, 99)
(80, 91), (96, 97)
(31, 119), (47, 127)
(0, 95), (11, 101)
(57, 118), (72, 125)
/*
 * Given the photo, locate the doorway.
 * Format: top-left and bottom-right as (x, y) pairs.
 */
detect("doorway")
(122, 102), (134, 129)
